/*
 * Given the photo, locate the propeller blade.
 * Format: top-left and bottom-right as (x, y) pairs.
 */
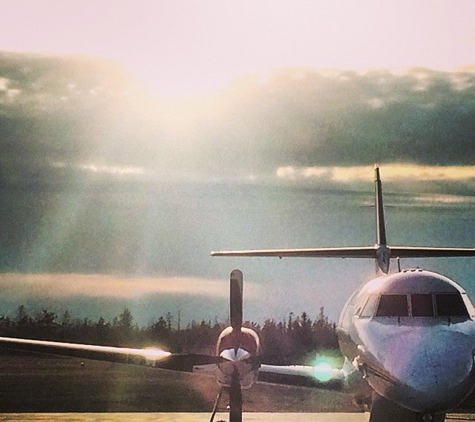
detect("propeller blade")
(230, 269), (243, 331)
(229, 367), (243, 422)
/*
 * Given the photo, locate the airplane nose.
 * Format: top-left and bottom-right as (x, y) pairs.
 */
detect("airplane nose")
(383, 328), (475, 411)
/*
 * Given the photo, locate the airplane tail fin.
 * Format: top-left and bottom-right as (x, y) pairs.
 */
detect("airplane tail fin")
(212, 166), (475, 274)
(374, 165), (387, 246)
(230, 269), (243, 331)
(374, 165), (391, 273)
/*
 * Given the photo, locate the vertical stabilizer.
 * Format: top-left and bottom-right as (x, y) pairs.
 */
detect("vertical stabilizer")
(374, 165), (391, 273)
(212, 165), (475, 273)
(374, 165), (387, 246)
(230, 269), (243, 331)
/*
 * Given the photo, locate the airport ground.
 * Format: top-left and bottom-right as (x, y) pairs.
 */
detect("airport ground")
(0, 352), (354, 413)
(0, 352), (474, 420)
(0, 413), (369, 421)
(0, 414), (473, 421)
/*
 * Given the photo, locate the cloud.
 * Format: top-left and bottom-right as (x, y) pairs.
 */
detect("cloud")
(274, 164), (475, 197)
(77, 164), (145, 176)
(1, 52), (475, 188)
(0, 273), (263, 301)
(277, 164), (475, 183)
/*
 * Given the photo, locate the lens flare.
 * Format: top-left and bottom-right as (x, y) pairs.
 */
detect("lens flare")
(313, 360), (334, 383)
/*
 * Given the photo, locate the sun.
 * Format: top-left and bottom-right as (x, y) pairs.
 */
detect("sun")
(125, 59), (241, 99)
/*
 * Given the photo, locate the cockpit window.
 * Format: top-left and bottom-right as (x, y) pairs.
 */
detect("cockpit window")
(376, 294), (409, 317)
(411, 294), (434, 317)
(360, 295), (379, 318)
(436, 293), (469, 317)
(370, 292), (470, 318)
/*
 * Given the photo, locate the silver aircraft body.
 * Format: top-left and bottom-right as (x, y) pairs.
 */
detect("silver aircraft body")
(211, 166), (475, 422)
(338, 269), (475, 420)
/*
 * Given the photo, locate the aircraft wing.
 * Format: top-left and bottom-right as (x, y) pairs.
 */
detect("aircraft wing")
(192, 362), (347, 388)
(210, 247), (378, 258)
(192, 363), (342, 378)
(257, 363), (352, 389)
(0, 336), (217, 371)
(0, 336), (172, 366)
(260, 363), (343, 379)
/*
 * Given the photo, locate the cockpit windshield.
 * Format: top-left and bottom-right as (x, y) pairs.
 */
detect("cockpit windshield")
(411, 294), (434, 317)
(436, 293), (469, 317)
(372, 292), (469, 318)
(376, 295), (408, 317)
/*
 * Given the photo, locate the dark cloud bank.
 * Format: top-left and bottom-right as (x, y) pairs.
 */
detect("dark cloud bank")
(1, 51), (475, 188)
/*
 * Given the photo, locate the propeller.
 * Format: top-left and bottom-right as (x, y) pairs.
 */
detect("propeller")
(212, 270), (260, 422)
(230, 269), (243, 332)
(229, 366), (243, 422)
(229, 269), (243, 422)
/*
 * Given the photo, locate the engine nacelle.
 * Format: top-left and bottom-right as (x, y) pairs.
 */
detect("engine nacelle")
(215, 326), (260, 389)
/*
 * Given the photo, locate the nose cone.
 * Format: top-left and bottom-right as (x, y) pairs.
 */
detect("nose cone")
(376, 327), (475, 411)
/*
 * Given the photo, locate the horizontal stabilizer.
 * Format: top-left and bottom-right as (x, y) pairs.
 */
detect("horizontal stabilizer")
(211, 247), (379, 258)
(212, 246), (475, 259)
(389, 246), (475, 258)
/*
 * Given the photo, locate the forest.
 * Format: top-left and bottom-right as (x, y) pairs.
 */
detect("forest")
(0, 305), (339, 364)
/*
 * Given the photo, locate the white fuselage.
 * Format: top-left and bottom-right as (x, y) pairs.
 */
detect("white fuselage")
(337, 269), (475, 413)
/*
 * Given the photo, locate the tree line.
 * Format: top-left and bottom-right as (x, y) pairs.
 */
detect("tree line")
(0, 305), (339, 364)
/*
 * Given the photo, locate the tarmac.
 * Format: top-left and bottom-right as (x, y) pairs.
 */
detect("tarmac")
(0, 415), (367, 422)
(0, 412), (475, 422)
(0, 414), (473, 421)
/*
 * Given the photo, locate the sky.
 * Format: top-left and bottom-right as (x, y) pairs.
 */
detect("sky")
(1, 1), (475, 328)
(1, 1), (475, 98)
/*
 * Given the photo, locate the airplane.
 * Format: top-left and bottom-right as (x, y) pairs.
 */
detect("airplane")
(1, 166), (475, 421)
(210, 165), (475, 422)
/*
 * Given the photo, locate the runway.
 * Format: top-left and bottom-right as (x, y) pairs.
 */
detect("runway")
(0, 414), (473, 421)
(0, 415), (367, 422)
